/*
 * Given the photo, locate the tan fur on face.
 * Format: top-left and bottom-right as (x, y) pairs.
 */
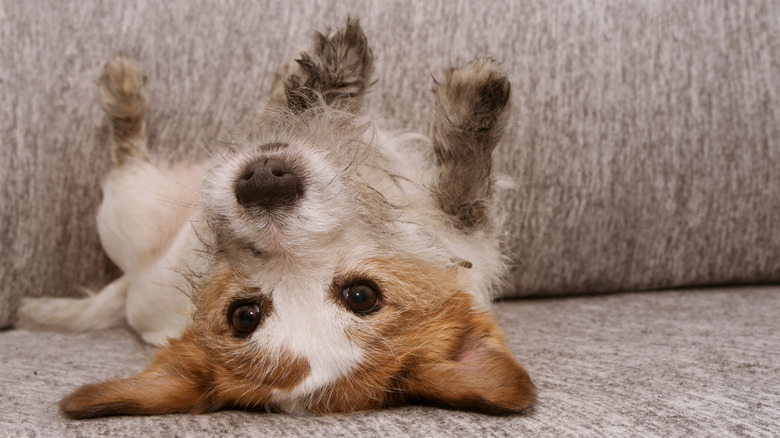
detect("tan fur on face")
(303, 257), (535, 413)
(193, 265), (312, 397)
(59, 256), (533, 418)
(60, 265), (313, 418)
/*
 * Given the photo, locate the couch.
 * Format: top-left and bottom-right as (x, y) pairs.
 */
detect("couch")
(2, 0), (778, 436)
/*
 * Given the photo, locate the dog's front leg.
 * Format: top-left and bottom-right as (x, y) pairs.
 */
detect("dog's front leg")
(266, 18), (374, 114)
(431, 58), (511, 231)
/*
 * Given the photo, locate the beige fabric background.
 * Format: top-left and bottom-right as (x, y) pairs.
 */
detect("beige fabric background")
(2, 0), (779, 327)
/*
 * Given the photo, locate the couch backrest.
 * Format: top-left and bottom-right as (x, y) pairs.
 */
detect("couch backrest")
(2, 0), (779, 326)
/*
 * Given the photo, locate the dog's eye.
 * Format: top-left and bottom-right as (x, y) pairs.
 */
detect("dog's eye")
(228, 302), (262, 335)
(342, 283), (381, 314)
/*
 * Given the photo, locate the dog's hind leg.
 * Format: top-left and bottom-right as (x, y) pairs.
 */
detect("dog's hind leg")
(266, 18), (374, 114)
(97, 55), (149, 166)
(17, 276), (129, 332)
(95, 56), (200, 274)
(17, 57), (199, 335)
(15, 57), (148, 332)
(430, 58), (511, 231)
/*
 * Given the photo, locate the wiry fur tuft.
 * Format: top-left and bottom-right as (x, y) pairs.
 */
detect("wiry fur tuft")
(270, 17), (374, 114)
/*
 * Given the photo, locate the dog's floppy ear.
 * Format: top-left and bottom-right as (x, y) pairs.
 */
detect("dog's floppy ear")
(59, 332), (216, 419)
(408, 315), (535, 414)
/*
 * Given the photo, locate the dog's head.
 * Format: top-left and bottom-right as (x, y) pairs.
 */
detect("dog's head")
(60, 105), (534, 418)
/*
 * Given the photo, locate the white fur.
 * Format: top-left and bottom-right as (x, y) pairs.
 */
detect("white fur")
(17, 276), (128, 332)
(262, 277), (364, 412)
(19, 161), (203, 346)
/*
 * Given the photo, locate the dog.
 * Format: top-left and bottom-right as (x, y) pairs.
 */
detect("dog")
(18, 18), (535, 417)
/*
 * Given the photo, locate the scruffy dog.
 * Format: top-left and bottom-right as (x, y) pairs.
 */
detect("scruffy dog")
(19, 19), (534, 417)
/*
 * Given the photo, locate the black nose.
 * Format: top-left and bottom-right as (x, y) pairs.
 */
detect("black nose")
(235, 158), (303, 208)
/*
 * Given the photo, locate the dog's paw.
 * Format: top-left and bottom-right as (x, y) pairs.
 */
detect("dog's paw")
(97, 56), (147, 121)
(285, 18), (374, 112)
(434, 58), (511, 143)
(97, 56), (149, 164)
(430, 58), (511, 231)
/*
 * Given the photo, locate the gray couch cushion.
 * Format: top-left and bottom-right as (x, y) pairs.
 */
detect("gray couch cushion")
(2, 0), (780, 328)
(2, 287), (778, 436)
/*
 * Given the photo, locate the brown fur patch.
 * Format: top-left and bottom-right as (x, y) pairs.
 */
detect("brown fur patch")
(60, 330), (218, 418)
(60, 264), (311, 418)
(59, 257), (531, 418)
(306, 256), (534, 413)
(187, 264), (312, 404)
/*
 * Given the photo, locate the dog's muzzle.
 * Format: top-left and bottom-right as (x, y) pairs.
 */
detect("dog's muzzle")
(235, 157), (303, 208)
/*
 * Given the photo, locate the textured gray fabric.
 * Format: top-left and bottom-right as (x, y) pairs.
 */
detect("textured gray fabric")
(2, 287), (778, 437)
(3, 0), (780, 327)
